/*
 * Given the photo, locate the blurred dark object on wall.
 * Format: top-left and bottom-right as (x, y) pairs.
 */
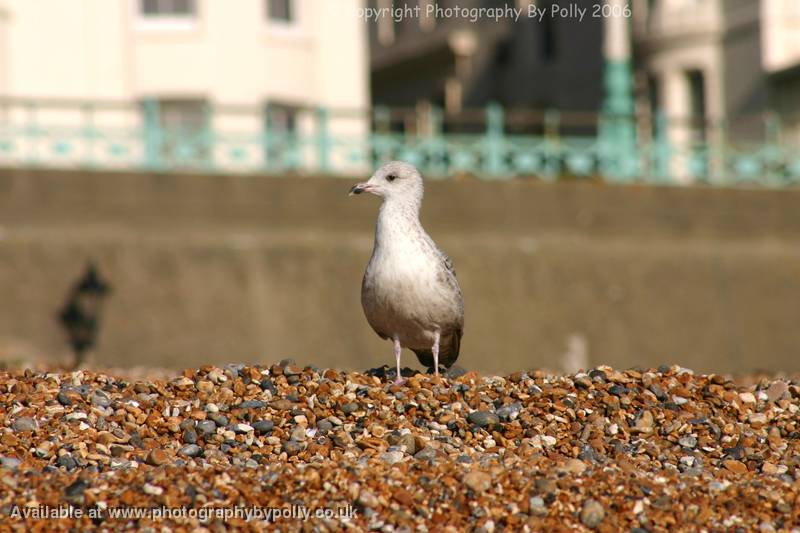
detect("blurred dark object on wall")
(58, 263), (111, 369)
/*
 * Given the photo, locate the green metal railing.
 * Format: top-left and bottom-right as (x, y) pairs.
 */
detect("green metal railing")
(0, 97), (799, 187)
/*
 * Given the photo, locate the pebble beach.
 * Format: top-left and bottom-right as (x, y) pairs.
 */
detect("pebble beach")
(1, 361), (799, 531)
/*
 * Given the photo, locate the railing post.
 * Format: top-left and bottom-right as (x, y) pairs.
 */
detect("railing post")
(83, 102), (95, 168)
(543, 109), (561, 180)
(26, 101), (38, 166)
(653, 111), (670, 182)
(373, 105), (392, 166)
(428, 104), (447, 176)
(485, 102), (505, 177)
(712, 117), (728, 185)
(263, 102), (273, 171)
(765, 112), (781, 185)
(316, 106), (330, 173)
(201, 101), (213, 171)
(142, 98), (162, 171)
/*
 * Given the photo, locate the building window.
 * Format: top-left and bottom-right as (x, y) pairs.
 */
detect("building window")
(539, 1), (557, 62)
(141, 0), (195, 16)
(159, 99), (206, 130)
(267, 0), (293, 22)
(265, 102), (301, 168)
(146, 99), (209, 167)
(647, 73), (660, 138)
(687, 69), (706, 141)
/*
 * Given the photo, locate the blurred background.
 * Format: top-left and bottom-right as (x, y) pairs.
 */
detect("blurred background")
(0, 0), (798, 375)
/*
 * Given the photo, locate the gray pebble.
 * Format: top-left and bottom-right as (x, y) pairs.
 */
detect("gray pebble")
(209, 414), (229, 427)
(237, 400), (266, 409)
(380, 450), (404, 464)
(672, 395), (689, 405)
(608, 385), (629, 397)
(12, 417), (37, 432)
(709, 481), (728, 492)
(225, 363), (245, 376)
(316, 419), (333, 433)
(64, 479), (88, 502)
(679, 435), (698, 448)
(528, 496), (548, 516)
(90, 390), (110, 408)
(341, 402), (359, 415)
(0, 457), (22, 470)
(578, 443), (601, 463)
(290, 426), (307, 441)
(445, 366), (468, 379)
(178, 444), (202, 457)
(230, 423), (254, 434)
(496, 402), (522, 421)
(650, 384), (667, 401)
(283, 440), (303, 456)
(580, 499), (605, 528)
(56, 391), (73, 406)
(260, 378), (277, 393)
(387, 433), (416, 454)
(196, 420), (217, 437)
(413, 447), (437, 463)
(467, 411), (499, 428)
(182, 429), (198, 444)
(252, 420), (274, 435)
(57, 454), (77, 471)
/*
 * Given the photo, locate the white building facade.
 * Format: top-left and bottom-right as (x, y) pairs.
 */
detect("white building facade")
(633, 0), (800, 139)
(0, 0), (368, 172)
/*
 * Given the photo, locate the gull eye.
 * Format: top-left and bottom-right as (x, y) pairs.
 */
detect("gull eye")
(386, 174), (397, 182)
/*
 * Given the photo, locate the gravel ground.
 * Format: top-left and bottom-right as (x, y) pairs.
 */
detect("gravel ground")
(1, 361), (799, 532)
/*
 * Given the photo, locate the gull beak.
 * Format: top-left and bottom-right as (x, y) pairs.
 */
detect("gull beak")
(349, 183), (372, 196)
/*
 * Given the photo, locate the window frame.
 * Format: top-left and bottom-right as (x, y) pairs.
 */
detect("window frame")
(135, 0), (198, 32)
(265, 0), (303, 38)
(264, 100), (304, 168)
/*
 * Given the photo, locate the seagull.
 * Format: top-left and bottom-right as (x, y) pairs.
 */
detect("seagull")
(350, 161), (464, 382)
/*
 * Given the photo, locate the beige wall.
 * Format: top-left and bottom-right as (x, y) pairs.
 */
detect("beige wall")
(761, 0), (800, 73)
(0, 168), (799, 375)
(0, 0), (368, 108)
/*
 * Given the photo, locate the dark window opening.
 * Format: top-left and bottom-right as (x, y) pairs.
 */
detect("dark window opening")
(141, 0), (195, 16)
(687, 69), (706, 141)
(648, 73), (659, 137)
(267, 0), (293, 22)
(265, 102), (301, 167)
(540, 3), (557, 62)
(142, 98), (209, 167)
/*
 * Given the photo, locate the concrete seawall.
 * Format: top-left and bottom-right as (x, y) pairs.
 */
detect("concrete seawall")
(1, 167), (799, 374)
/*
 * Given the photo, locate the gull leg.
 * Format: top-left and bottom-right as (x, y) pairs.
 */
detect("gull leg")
(393, 336), (405, 384)
(432, 331), (440, 378)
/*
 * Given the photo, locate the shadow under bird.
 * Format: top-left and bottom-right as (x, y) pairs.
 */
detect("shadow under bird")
(350, 161), (464, 382)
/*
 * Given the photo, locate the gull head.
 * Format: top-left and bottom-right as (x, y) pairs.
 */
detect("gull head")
(349, 161), (424, 205)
